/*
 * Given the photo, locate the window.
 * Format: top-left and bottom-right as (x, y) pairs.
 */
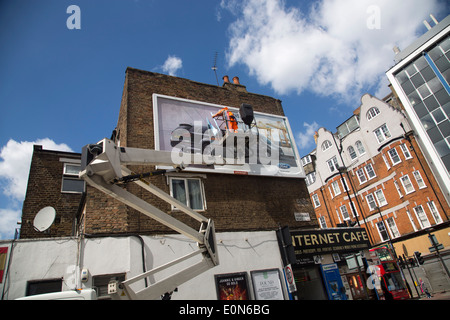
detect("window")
(319, 216), (327, 228)
(341, 177), (349, 191)
(382, 154), (391, 170)
(412, 170), (426, 189)
(62, 163), (85, 193)
(400, 143), (412, 159)
(331, 181), (341, 196)
(322, 140), (332, 151)
(376, 222), (390, 242)
(413, 205), (431, 229)
(428, 201), (443, 224)
(349, 201), (358, 217)
(348, 146), (357, 160)
(400, 175), (415, 194)
(312, 194), (320, 208)
(374, 189), (387, 207)
(26, 279), (62, 297)
(327, 156), (339, 173)
(306, 172), (316, 186)
(356, 168), (367, 184)
(169, 177), (205, 211)
(407, 210), (418, 232)
(374, 124), (391, 143)
(366, 194), (377, 211)
(386, 217), (400, 238)
(301, 155), (312, 166)
(355, 141), (365, 155)
(394, 180), (403, 198)
(387, 148), (401, 165)
(367, 107), (380, 120)
(365, 164), (376, 180)
(340, 205), (350, 221)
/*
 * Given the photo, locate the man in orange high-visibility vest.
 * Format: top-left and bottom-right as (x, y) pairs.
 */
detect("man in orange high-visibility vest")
(212, 107), (238, 132)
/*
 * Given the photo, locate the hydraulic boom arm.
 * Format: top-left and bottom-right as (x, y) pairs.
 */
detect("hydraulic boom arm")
(79, 138), (219, 299)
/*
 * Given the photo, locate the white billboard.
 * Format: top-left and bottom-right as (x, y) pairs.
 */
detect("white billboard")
(153, 94), (304, 178)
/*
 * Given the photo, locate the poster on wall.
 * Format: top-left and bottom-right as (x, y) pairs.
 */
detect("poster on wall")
(250, 269), (285, 300)
(215, 272), (250, 300)
(153, 94), (304, 178)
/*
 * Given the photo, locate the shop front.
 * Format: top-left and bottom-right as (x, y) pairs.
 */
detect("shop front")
(285, 227), (373, 300)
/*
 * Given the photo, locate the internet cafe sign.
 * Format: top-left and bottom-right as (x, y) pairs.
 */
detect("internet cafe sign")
(291, 228), (370, 256)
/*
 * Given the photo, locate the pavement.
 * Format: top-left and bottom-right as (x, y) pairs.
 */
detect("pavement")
(418, 291), (450, 300)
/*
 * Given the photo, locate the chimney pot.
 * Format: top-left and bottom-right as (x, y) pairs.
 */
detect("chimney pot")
(232, 76), (240, 85)
(222, 75), (230, 83)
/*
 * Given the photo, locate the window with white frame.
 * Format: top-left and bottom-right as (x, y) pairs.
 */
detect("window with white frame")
(327, 156), (339, 173)
(376, 221), (390, 242)
(306, 172), (316, 186)
(386, 217), (400, 238)
(341, 177), (349, 191)
(366, 193), (377, 211)
(331, 181), (341, 196)
(312, 194), (320, 208)
(394, 180), (403, 198)
(400, 143), (412, 159)
(400, 175), (415, 194)
(367, 107), (380, 120)
(356, 168), (367, 184)
(427, 201), (443, 224)
(349, 201), (358, 217)
(348, 146), (357, 160)
(340, 205), (350, 221)
(413, 170), (426, 189)
(319, 216), (327, 228)
(374, 189), (388, 207)
(301, 155), (312, 166)
(355, 140), (365, 155)
(382, 154), (391, 170)
(406, 209), (418, 232)
(169, 177), (206, 211)
(374, 124), (391, 143)
(413, 205), (431, 229)
(365, 163), (376, 180)
(388, 148), (401, 165)
(62, 163), (85, 193)
(322, 140), (332, 151)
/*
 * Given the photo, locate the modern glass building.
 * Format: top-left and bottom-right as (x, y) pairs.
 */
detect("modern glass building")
(386, 14), (450, 205)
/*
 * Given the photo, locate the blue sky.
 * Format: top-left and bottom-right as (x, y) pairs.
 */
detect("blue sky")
(0, 0), (449, 239)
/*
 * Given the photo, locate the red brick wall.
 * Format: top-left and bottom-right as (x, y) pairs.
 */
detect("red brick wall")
(311, 135), (449, 245)
(83, 68), (317, 235)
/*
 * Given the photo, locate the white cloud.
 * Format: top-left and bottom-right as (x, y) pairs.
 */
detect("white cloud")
(162, 55), (183, 76)
(0, 138), (72, 239)
(296, 121), (320, 152)
(223, 0), (444, 103)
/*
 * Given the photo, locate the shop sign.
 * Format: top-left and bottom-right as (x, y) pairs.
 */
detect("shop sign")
(291, 228), (370, 257)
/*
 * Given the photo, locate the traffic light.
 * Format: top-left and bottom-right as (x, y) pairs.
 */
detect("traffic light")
(398, 256), (405, 269)
(414, 251), (424, 265)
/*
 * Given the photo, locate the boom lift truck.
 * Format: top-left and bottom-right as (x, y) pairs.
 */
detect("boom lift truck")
(78, 138), (223, 300)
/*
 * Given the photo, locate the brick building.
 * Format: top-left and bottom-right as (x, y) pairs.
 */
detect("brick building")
(19, 145), (84, 238)
(302, 92), (450, 258)
(5, 68), (323, 300)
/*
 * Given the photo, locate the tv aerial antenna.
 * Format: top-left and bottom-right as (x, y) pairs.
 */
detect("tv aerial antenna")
(212, 52), (219, 86)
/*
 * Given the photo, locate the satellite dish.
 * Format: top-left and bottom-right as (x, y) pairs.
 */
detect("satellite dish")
(33, 206), (56, 232)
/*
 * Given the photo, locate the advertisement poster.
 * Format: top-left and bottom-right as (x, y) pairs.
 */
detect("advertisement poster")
(153, 94), (304, 178)
(215, 272), (250, 300)
(251, 269), (285, 300)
